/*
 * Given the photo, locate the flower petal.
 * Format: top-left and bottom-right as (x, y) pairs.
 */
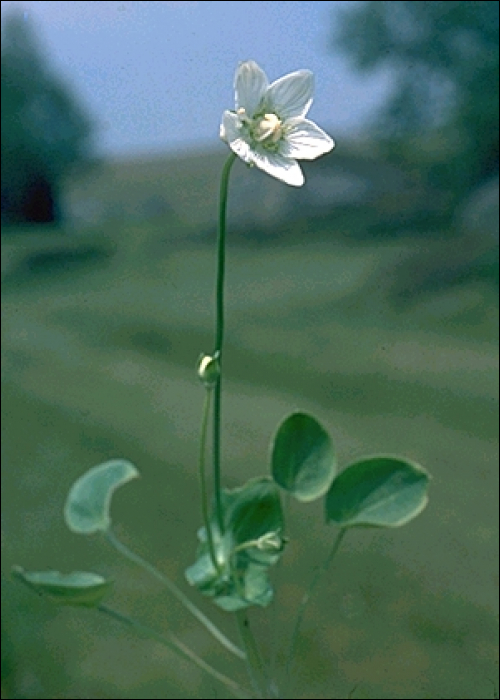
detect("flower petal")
(235, 61), (269, 117)
(221, 111), (252, 163)
(249, 149), (305, 187)
(265, 70), (314, 120)
(281, 118), (335, 161)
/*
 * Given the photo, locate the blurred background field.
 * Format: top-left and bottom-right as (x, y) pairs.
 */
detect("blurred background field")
(1, 2), (499, 699)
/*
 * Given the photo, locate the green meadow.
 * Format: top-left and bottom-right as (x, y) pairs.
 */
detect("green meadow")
(1, 151), (498, 699)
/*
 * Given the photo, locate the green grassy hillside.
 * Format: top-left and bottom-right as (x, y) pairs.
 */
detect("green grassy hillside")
(2, 150), (498, 699)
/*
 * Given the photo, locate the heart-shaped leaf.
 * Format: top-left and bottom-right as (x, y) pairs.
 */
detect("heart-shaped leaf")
(64, 459), (139, 534)
(271, 412), (337, 502)
(325, 456), (430, 528)
(12, 567), (113, 607)
(226, 477), (284, 549)
(186, 477), (285, 611)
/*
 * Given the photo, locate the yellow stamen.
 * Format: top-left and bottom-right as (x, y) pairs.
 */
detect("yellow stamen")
(254, 114), (283, 144)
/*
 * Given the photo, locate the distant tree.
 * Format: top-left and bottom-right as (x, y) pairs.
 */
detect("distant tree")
(1, 10), (93, 226)
(334, 1), (499, 194)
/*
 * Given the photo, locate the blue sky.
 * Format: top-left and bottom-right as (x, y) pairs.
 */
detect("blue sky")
(1, 0), (392, 158)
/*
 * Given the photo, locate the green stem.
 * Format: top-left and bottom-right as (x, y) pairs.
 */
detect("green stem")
(97, 604), (250, 699)
(236, 610), (270, 699)
(268, 493), (291, 699)
(285, 528), (347, 691)
(213, 152), (237, 534)
(199, 389), (220, 573)
(105, 529), (245, 660)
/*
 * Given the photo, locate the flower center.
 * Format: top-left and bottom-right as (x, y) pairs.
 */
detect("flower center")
(237, 108), (284, 150)
(253, 113), (283, 145)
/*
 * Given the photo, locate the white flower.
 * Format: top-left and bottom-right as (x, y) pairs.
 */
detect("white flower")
(220, 60), (334, 187)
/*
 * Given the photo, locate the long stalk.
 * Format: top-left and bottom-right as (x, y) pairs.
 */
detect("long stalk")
(105, 528), (245, 659)
(237, 610), (270, 699)
(285, 529), (347, 691)
(98, 604), (250, 699)
(199, 389), (220, 573)
(213, 152), (237, 534)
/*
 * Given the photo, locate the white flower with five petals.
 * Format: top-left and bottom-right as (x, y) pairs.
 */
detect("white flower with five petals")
(220, 61), (334, 187)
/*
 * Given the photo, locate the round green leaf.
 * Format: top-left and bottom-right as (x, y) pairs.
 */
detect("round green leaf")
(64, 459), (139, 534)
(271, 412), (337, 503)
(12, 567), (113, 607)
(226, 477), (284, 548)
(325, 456), (430, 528)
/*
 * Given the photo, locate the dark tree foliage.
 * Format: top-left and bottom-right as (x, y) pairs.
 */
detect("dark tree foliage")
(335, 1), (499, 192)
(1, 10), (93, 225)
